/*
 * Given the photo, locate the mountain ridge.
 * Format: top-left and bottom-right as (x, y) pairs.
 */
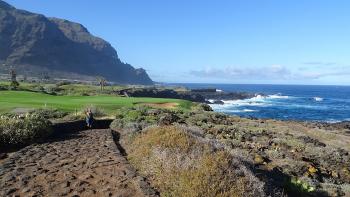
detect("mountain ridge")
(0, 0), (153, 84)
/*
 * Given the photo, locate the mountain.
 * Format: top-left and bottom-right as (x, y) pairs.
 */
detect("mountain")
(0, 0), (153, 85)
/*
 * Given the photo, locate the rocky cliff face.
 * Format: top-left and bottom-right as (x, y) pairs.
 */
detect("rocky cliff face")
(0, 0), (153, 84)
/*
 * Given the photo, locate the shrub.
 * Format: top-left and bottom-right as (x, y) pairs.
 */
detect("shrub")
(125, 110), (143, 121)
(126, 126), (265, 197)
(110, 119), (125, 130)
(285, 177), (316, 195)
(192, 103), (213, 112)
(56, 81), (71, 86)
(60, 113), (85, 121)
(44, 84), (62, 94)
(9, 81), (19, 90)
(0, 114), (53, 148)
(81, 105), (106, 117)
(29, 108), (68, 119)
(157, 113), (180, 125)
(33, 85), (45, 92)
(0, 83), (8, 90)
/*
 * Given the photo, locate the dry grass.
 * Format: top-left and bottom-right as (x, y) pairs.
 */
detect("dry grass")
(126, 126), (264, 197)
(137, 102), (179, 109)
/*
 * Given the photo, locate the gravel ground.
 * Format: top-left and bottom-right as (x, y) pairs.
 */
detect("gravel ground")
(0, 129), (158, 197)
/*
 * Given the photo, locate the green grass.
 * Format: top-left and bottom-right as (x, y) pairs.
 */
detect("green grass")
(0, 91), (192, 114)
(57, 83), (126, 95)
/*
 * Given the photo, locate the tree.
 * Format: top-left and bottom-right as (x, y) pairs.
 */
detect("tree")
(97, 77), (107, 91)
(40, 72), (50, 82)
(9, 67), (19, 90)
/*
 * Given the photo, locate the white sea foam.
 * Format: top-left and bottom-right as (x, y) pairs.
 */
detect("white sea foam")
(267, 94), (290, 99)
(242, 109), (257, 112)
(216, 89), (223, 92)
(214, 109), (258, 113)
(248, 93), (291, 100)
(314, 97), (323, 101)
(220, 99), (267, 106)
(325, 119), (342, 123)
(209, 93), (291, 112)
(286, 104), (324, 109)
(253, 94), (266, 99)
(207, 99), (215, 103)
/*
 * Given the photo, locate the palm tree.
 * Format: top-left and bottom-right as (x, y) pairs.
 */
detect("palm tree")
(9, 66), (19, 90)
(97, 77), (107, 91)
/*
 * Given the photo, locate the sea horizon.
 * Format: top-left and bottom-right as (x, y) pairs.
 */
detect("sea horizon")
(166, 82), (350, 87)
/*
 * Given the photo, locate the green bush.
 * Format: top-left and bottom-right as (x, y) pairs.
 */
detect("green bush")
(286, 177), (316, 194)
(33, 85), (45, 92)
(56, 81), (71, 86)
(29, 108), (68, 119)
(110, 119), (126, 130)
(44, 84), (62, 94)
(0, 114), (53, 148)
(0, 83), (8, 90)
(9, 81), (19, 90)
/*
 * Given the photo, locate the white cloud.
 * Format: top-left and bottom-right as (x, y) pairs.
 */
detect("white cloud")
(303, 61), (337, 66)
(189, 65), (350, 81)
(190, 65), (292, 80)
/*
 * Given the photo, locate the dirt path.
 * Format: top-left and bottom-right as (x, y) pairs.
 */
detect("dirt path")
(0, 129), (158, 197)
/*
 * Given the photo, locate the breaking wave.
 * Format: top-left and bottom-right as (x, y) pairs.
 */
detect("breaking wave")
(210, 93), (292, 109)
(181, 83), (350, 122)
(314, 97), (323, 102)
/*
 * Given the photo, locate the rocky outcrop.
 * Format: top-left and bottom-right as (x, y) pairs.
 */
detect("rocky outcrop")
(116, 88), (206, 102)
(196, 91), (258, 101)
(0, 0), (153, 85)
(115, 88), (257, 103)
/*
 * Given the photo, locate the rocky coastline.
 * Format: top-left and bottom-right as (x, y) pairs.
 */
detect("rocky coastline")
(115, 87), (257, 104)
(109, 105), (350, 196)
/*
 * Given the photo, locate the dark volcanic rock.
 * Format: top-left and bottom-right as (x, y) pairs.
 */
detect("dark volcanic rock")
(211, 100), (224, 104)
(198, 91), (258, 101)
(116, 88), (206, 102)
(0, 0), (153, 85)
(116, 88), (257, 103)
(305, 121), (350, 132)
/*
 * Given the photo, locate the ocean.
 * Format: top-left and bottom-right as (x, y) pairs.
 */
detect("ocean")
(172, 83), (350, 123)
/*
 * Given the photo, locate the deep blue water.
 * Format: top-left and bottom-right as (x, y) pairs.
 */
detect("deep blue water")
(170, 83), (350, 122)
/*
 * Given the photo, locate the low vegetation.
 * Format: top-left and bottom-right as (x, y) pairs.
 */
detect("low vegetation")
(124, 126), (265, 197)
(0, 112), (52, 149)
(0, 80), (124, 96)
(111, 106), (350, 196)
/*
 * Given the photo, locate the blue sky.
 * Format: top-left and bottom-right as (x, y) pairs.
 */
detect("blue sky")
(6, 0), (350, 85)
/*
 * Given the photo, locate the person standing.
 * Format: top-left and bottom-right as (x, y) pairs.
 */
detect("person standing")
(86, 108), (94, 129)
